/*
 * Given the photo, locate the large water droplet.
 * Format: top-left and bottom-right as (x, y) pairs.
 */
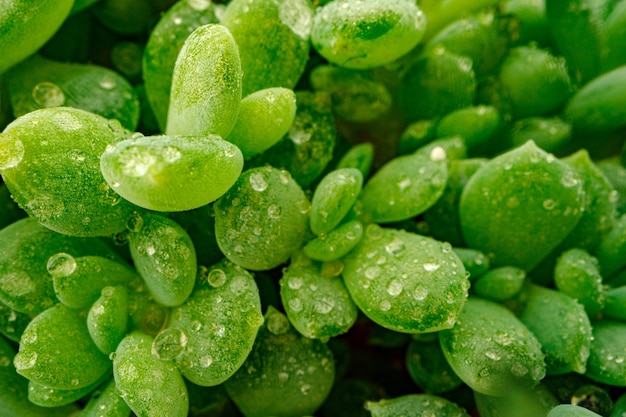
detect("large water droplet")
(249, 171), (269, 192)
(32, 82), (65, 107)
(151, 328), (188, 360)
(288, 298), (303, 312)
(99, 75), (117, 90)
(47, 253), (77, 277)
(387, 280), (403, 297)
(207, 269), (227, 288)
(266, 311), (290, 335)
(0, 134), (25, 170)
(314, 298), (335, 314)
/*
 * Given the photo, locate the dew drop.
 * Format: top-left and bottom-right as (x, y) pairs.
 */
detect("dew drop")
(188, 0), (211, 10)
(387, 280), (403, 297)
(267, 311), (290, 335)
(47, 253), (77, 277)
(288, 298), (303, 312)
(485, 350), (501, 361)
(152, 328), (188, 360)
(511, 362), (528, 377)
(423, 263), (440, 272)
(200, 355), (213, 368)
(32, 82), (65, 107)
(300, 384), (312, 395)
(397, 177), (412, 191)
(267, 205), (282, 219)
(125, 212), (144, 233)
(278, 372), (289, 382)
(314, 298), (335, 314)
(288, 276), (303, 290)
(561, 171), (580, 188)
(14, 351), (38, 370)
(229, 276), (247, 293)
(429, 146), (447, 162)
(385, 237), (405, 255)
(249, 171), (269, 192)
(99, 75), (117, 90)
(542, 199), (556, 210)
(207, 269), (227, 288)
(364, 266), (380, 279)
(414, 287), (429, 301)
(0, 134), (25, 170)
(379, 300), (391, 311)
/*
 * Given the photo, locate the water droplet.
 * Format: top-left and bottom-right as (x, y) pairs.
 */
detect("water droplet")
(191, 320), (202, 332)
(0, 134), (25, 170)
(379, 300), (391, 311)
(267, 311), (290, 335)
(511, 362), (528, 377)
(26, 195), (65, 222)
(300, 384), (312, 395)
(288, 276), (303, 290)
(364, 266), (380, 279)
(230, 276), (247, 293)
(423, 263), (440, 272)
(47, 253), (77, 277)
(268, 205), (282, 219)
(414, 287), (429, 301)
(288, 298), (303, 312)
(314, 298), (335, 314)
(543, 199), (556, 210)
(397, 177), (411, 191)
(14, 351), (38, 370)
(494, 331), (513, 346)
(162, 146), (182, 163)
(32, 82), (65, 107)
(120, 147), (157, 177)
(188, 0), (211, 10)
(485, 350), (501, 361)
(249, 171), (269, 192)
(385, 237), (405, 255)
(429, 146), (447, 162)
(278, 372), (289, 382)
(99, 75), (117, 90)
(207, 269), (227, 287)
(387, 280), (403, 297)
(506, 196), (520, 208)
(126, 212), (144, 232)
(200, 355), (213, 368)
(172, 15), (183, 24)
(561, 171), (580, 188)
(152, 328), (188, 360)
(365, 224), (383, 240)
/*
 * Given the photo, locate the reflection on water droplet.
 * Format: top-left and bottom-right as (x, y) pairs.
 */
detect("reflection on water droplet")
(0, 134), (25, 170)
(47, 253), (77, 277)
(32, 82), (65, 107)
